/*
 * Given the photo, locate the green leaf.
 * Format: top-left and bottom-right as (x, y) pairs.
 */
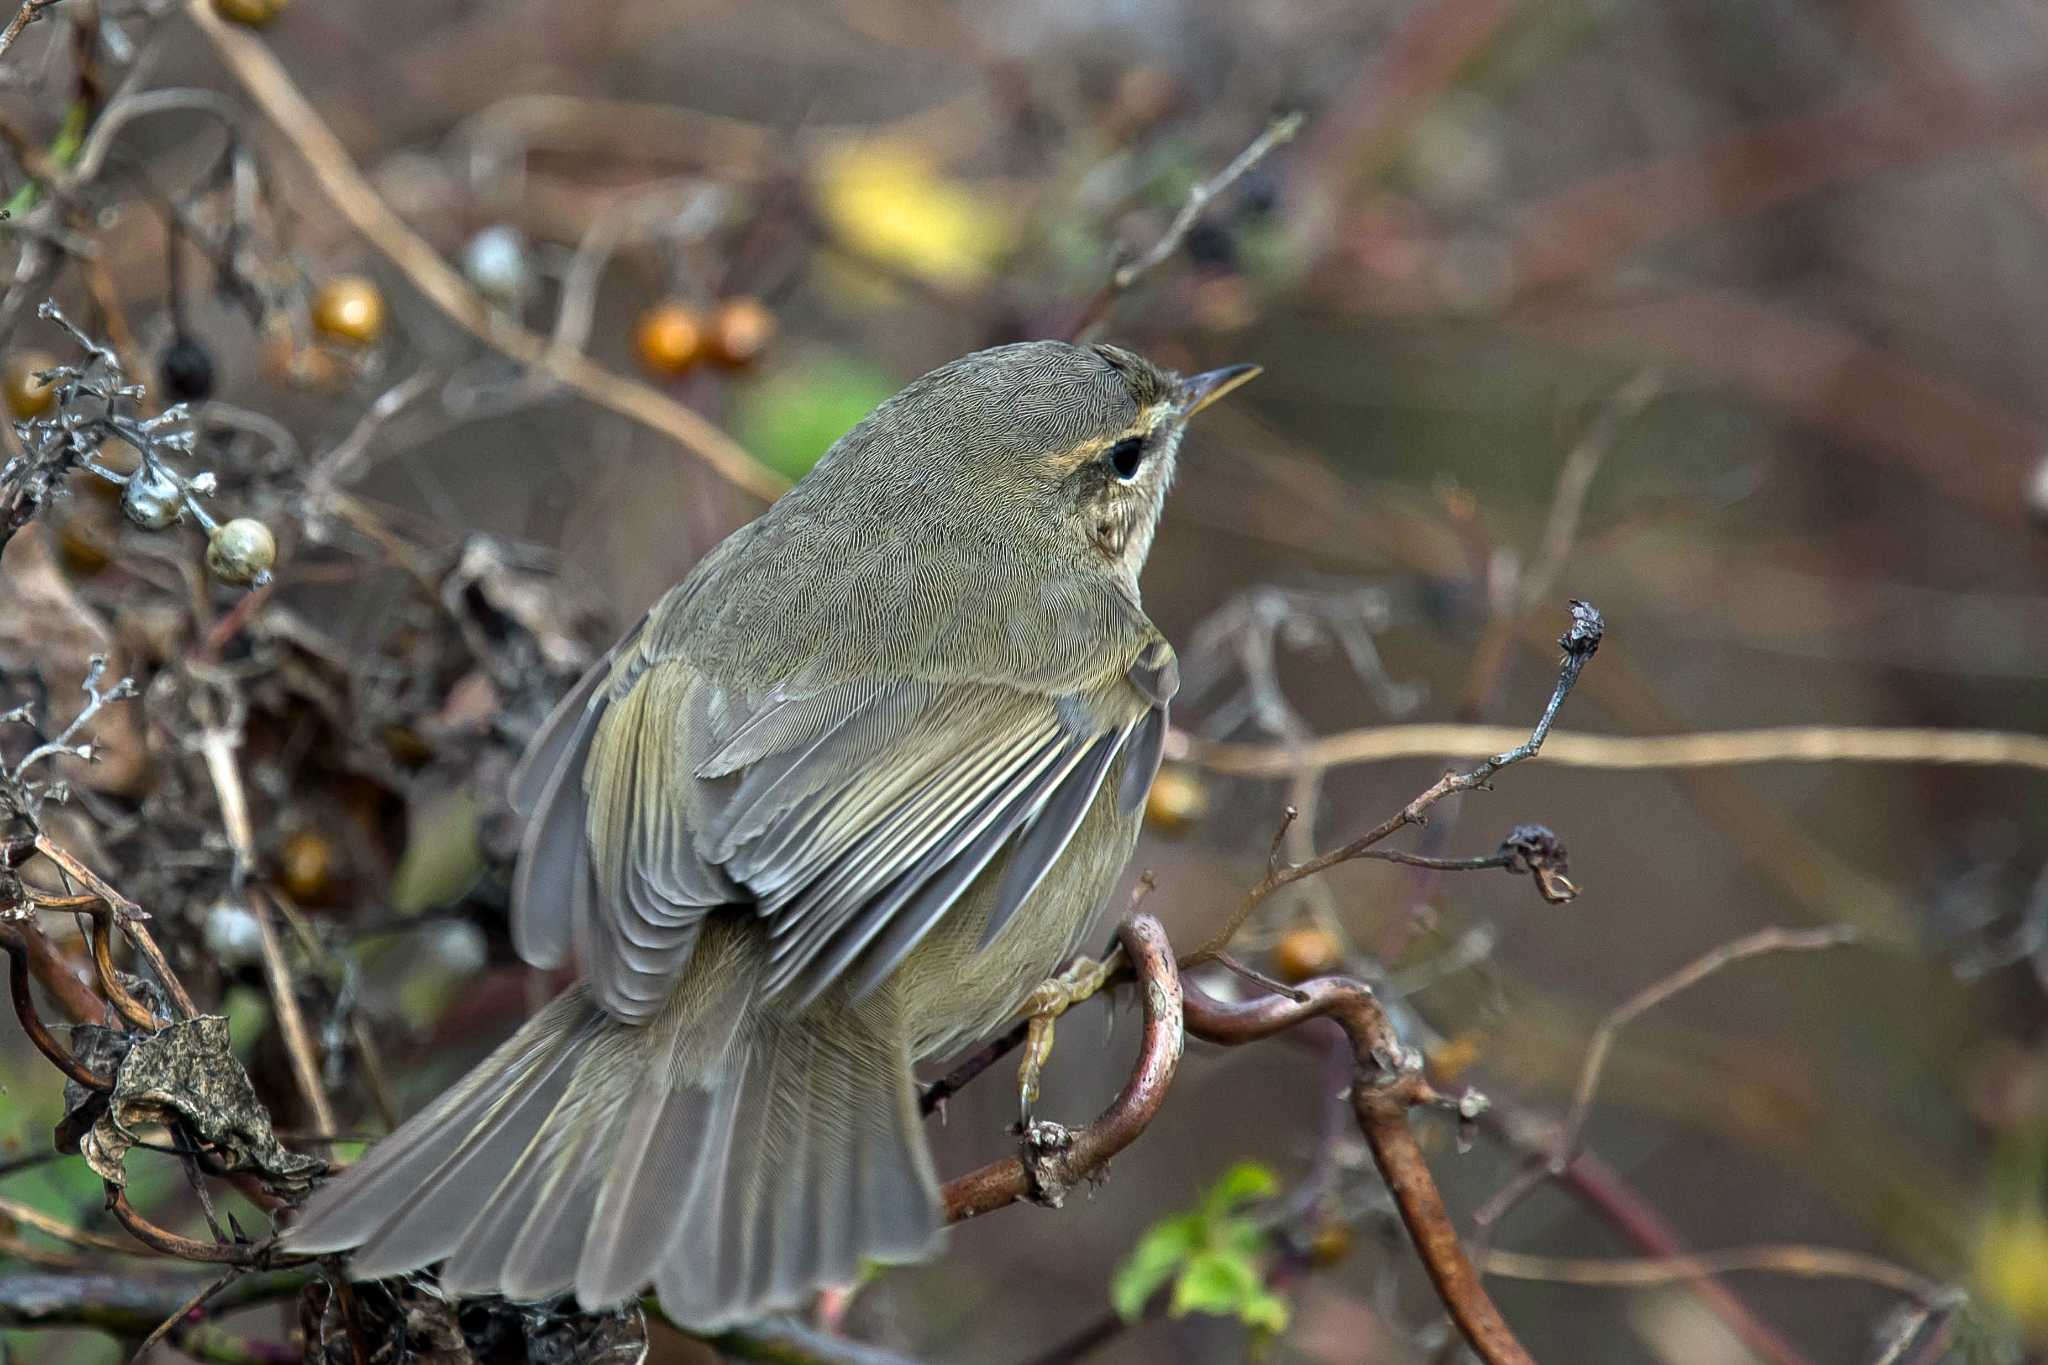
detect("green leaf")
(1240, 1289), (1292, 1334)
(1200, 1160), (1279, 1219)
(731, 355), (900, 479)
(1111, 1214), (1201, 1321)
(391, 786), (483, 912)
(1169, 1249), (1260, 1319)
(1220, 1217), (1267, 1261)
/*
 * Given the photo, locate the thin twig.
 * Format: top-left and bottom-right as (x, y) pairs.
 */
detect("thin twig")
(1519, 371), (1661, 610)
(1113, 113), (1304, 289)
(1179, 972), (1529, 1365)
(35, 836), (197, 1019)
(1559, 925), (1861, 1163)
(0, 1), (62, 68)
(1183, 600), (1602, 965)
(0, 1196), (138, 1256)
(1064, 112), (1303, 338)
(249, 890), (335, 1143)
(1478, 1244), (1955, 1304)
(1195, 721), (2048, 778)
(126, 1268), (235, 1364)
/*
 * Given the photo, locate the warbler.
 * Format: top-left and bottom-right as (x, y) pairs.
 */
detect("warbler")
(286, 340), (1258, 1328)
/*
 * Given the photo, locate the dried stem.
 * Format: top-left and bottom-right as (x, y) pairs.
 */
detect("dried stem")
(1184, 600), (1602, 964)
(4, 929), (109, 1087)
(1557, 925), (1861, 1163)
(1478, 1244), (1955, 1303)
(1196, 721), (2048, 779)
(1113, 113), (1304, 289)
(34, 835), (197, 1019)
(249, 890), (336, 1143)
(0, 0), (62, 68)
(1065, 112), (1304, 338)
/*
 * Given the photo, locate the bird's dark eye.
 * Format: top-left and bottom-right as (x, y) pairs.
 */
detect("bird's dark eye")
(1106, 435), (1147, 481)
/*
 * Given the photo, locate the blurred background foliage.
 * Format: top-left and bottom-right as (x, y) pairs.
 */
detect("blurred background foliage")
(1, 0), (2047, 1361)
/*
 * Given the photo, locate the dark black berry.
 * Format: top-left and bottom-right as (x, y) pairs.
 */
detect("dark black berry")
(1238, 166), (1279, 218)
(1183, 220), (1236, 270)
(160, 335), (214, 403)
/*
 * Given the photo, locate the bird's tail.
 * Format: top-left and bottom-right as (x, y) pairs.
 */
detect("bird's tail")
(285, 966), (943, 1329)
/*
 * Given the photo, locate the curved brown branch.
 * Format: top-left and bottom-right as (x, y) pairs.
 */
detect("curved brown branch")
(1182, 975), (1533, 1365)
(942, 913), (1183, 1221)
(105, 1188), (257, 1266)
(3, 928), (109, 1088)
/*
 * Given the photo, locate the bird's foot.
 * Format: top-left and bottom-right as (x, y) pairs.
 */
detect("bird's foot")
(1017, 954), (1118, 1126)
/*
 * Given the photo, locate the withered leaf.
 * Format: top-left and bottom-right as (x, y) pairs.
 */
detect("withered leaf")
(78, 1013), (323, 1194)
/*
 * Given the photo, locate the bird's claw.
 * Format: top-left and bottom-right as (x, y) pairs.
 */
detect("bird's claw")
(1017, 953), (1117, 1127)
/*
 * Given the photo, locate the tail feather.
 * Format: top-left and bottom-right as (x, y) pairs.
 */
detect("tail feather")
(288, 992), (598, 1254)
(349, 1034), (588, 1278)
(286, 979), (942, 1330)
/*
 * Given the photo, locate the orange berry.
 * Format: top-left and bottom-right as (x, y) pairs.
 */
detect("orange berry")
(708, 297), (777, 368)
(1273, 926), (1342, 983)
(635, 301), (706, 376)
(311, 276), (385, 346)
(1143, 765), (1208, 835)
(279, 829), (337, 903)
(4, 350), (56, 418)
(213, 0), (287, 22)
(1307, 1221), (1354, 1266)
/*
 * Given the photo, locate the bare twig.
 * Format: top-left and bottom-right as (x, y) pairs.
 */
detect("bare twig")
(1557, 925), (1861, 1164)
(0, 1195), (139, 1256)
(1064, 112), (1303, 338)
(4, 930), (109, 1087)
(1113, 113), (1304, 290)
(34, 836), (197, 1019)
(249, 891), (335, 1143)
(1519, 371), (1661, 610)
(1183, 600), (1602, 964)
(1478, 1244), (1956, 1304)
(126, 1268), (235, 1364)
(1195, 721), (2048, 779)
(0, 0), (62, 68)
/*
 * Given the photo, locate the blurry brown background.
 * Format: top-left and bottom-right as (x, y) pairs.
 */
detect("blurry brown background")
(3, 0), (2047, 1361)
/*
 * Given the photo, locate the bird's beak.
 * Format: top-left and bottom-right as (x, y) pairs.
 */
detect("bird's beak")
(1178, 363), (1261, 419)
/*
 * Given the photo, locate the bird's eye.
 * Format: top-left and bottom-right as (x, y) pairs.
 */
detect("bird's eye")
(1106, 435), (1147, 481)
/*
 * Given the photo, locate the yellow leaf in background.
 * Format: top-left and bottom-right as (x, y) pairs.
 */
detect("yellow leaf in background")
(1977, 1212), (2048, 1335)
(816, 142), (1009, 289)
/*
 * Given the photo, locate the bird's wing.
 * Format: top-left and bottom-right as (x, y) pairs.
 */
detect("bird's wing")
(511, 623), (1177, 1023)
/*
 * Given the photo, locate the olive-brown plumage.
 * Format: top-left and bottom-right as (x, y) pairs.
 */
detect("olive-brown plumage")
(285, 340), (1256, 1327)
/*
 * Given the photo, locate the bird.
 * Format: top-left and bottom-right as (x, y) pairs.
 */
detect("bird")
(284, 339), (1259, 1329)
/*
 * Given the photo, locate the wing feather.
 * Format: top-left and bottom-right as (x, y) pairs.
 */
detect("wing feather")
(514, 614), (1177, 1020)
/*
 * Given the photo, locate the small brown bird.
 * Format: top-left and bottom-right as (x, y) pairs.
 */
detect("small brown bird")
(286, 340), (1258, 1328)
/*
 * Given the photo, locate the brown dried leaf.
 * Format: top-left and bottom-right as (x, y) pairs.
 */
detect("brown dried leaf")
(78, 1013), (323, 1194)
